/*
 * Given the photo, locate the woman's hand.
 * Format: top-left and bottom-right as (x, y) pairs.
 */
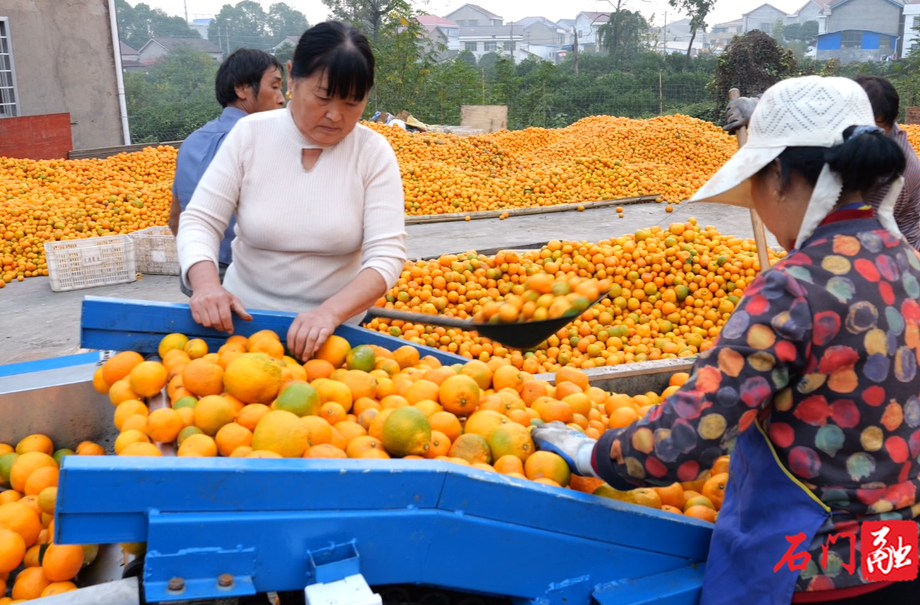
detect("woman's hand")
(287, 308), (339, 361)
(189, 282), (252, 334)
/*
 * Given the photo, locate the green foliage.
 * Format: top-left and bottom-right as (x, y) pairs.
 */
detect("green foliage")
(709, 30), (797, 112)
(207, 0), (309, 51)
(668, 0), (717, 66)
(597, 10), (650, 66)
(115, 0), (200, 50)
(125, 49), (222, 143)
(322, 0), (399, 41)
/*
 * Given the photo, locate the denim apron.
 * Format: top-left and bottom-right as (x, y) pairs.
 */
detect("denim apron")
(700, 422), (832, 605)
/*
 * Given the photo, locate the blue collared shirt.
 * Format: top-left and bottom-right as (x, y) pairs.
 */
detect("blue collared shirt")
(173, 106), (248, 265)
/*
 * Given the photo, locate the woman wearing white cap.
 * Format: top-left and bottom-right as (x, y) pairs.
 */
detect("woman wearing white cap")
(534, 76), (920, 604)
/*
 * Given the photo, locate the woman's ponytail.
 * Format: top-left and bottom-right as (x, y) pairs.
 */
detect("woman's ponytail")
(825, 126), (906, 193)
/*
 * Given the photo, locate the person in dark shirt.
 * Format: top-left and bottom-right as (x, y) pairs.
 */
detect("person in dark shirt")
(168, 48), (284, 295)
(535, 77), (920, 604)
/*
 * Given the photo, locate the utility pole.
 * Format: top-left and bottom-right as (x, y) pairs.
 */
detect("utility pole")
(183, 0), (188, 24)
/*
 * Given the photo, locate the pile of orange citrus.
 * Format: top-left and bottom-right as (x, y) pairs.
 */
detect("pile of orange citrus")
(365, 219), (785, 370)
(0, 436), (102, 601)
(0, 147), (176, 285)
(369, 114), (737, 215)
(474, 276), (611, 324)
(90, 331), (727, 525)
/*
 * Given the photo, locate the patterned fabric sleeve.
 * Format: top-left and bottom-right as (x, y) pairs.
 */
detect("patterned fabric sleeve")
(594, 267), (815, 490)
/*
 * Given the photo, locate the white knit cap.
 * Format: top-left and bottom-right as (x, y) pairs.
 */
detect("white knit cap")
(690, 76), (904, 249)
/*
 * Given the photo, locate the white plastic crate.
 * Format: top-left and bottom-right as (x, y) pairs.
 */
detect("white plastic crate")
(129, 227), (179, 275)
(43, 236), (136, 292)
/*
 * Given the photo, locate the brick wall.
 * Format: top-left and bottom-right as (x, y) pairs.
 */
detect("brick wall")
(0, 114), (73, 160)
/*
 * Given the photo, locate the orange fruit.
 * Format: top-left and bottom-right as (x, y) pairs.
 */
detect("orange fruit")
(0, 491), (22, 505)
(684, 505), (717, 523)
(652, 482), (686, 510)
(438, 375), (480, 415)
(177, 433), (218, 457)
(252, 410), (309, 458)
(422, 367), (455, 386)
(0, 527), (26, 573)
(9, 453), (57, 493)
(12, 566), (51, 600)
(128, 361), (168, 398)
(345, 436), (386, 458)
(711, 455), (730, 476)
(246, 450), (283, 458)
(701, 472), (728, 511)
(381, 407), (431, 457)
(236, 403), (271, 432)
(158, 333), (189, 359)
(304, 444), (347, 458)
(41, 581), (78, 597)
(423, 430), (451, 459)
(562, 393), (592, 417)
(42, 543), (84, 581)
(215, 423), (254, 457)
(23, 467), (58, 496)
(464, 410), (508, 439)
(393, 345), (420, 369)
(334, 421), (367, 445)
(669, 372), (690, 387)
(661, 504), (683, 515)
(114, 430), (150, 455)
(102, 351), (144, 386)
(493, 454), (524, 475)
(405, 379), (440, 405)
(523, 451), (571, 487)
(460, 360), (492, 389)
(447, 433), (491, 464)
(193, 395), (238, 436)
(314, 335), (351, 367)
(520, 380), (550, 405)
(554, 382), (583, 399)
(275, 382), (322, 417)
(15, 435), (53, 457)
(428, 412), (462, 442)
(569, 475), (606, 493)
(37, 487), (56, 516)
(119, 442), (162, 457)
(608, 406), (639, 429)
(492, 365), (524, 392)
(249, 337), (285, 359)
(632, 488), (663, 509)
(113, 399), (149, 430)
(304, 359), (336, 381)
(184, 338), (208, 359)
(368, 408), (394, 441)
(146, 407), (183, 443)
(92, 367), (110, 394)
(181, 359), (225, 397)
(23, 543), (41, 567)
(108, 378), (141, 406)
(340, 370), (378, 401)
(76, 442), (105, 456)
(315, 380), (353, 412)
(302, 416), (334, 446)
(320, 402), (347, 425)
(122, 413), (151, 433)
(0, 503), (42, 547)
(556, 367), (589, 391)
(533, 478), (562, 488)
(487, 423), (534, 461)
(684, 495), (715, 512)
(224, 353), (284, 404)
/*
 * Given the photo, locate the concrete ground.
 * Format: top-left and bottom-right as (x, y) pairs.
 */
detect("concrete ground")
(0, 201), (779, 365)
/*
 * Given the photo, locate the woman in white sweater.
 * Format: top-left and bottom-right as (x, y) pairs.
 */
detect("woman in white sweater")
(178, 22), (407, 360)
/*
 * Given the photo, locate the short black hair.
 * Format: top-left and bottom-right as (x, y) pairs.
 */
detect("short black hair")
(215, 48), (283, 108)
(291, 21), (374, 101)
(854, 76), (899, 128)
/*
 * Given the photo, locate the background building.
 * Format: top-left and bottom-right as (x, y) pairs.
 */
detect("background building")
(0, 0), (127, 152)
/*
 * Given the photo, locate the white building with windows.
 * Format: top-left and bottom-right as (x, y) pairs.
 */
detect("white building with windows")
(458, 25), (523, 59)
(573, 12), (609, 52)
(902, 0), (920, 55)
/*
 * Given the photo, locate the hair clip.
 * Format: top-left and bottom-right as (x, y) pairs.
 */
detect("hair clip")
(850, 125), (884, 138)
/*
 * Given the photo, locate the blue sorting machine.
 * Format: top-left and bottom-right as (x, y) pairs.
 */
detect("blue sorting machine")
(12, 297), (714, 605)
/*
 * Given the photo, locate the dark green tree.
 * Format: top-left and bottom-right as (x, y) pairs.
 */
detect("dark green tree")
(115, 0), (200, 50)
(597, 9), (650, 65)
(709, 30), (797, 118)
(208, 1), (270, 51)
(266, 3), (310, 47)
(124, 49), (222, 143)
(668, 0), (717, 68)
(322, 0), (399, 41)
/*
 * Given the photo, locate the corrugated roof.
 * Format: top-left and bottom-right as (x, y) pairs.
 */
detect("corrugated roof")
(579, 12), (610, 24)
(120, 41), (138, 54)
(446, 3), (502, 20)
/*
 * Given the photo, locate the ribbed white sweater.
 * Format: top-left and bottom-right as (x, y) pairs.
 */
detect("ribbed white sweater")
(177, 107), (407, 321)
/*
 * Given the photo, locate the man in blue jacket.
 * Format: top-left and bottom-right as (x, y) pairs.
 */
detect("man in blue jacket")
(168, 48), (284, 295)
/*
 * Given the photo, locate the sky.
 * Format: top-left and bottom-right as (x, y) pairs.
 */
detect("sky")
(143, 0), (813, 29)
